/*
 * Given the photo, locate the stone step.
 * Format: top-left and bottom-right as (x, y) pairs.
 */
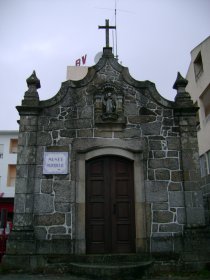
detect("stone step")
(44, 254), (153, 279)
(46, 253), (151, 264)
(67, 261), (152, 279)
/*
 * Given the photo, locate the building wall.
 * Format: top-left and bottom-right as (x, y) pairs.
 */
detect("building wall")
(186, 36), (210, 156)
(0, 131), (18, 198)
(66, 66), (88, 81)
(186, 36), (210, 225)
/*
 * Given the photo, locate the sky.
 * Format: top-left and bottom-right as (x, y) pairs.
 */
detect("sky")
(0, 0), (209, 130)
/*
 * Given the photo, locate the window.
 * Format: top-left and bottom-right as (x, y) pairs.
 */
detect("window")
(7, 165), (16, 187)
(194, 52), (203, 80)
(200, 154), (207, 177)
(194, 101), (200, 130)
(200, 84), (210, 120)
(0, 144), (3, 159)
(9, 139), (18, 153)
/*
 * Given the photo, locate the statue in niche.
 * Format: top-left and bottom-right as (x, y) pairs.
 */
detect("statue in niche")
(102, 92), (118, 120)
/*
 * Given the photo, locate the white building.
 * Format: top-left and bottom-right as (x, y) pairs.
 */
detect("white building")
(186, 36), (210, 178)
(0, 130), (18, 220)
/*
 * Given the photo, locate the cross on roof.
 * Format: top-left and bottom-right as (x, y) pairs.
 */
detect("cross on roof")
(98, 19), (116, 48)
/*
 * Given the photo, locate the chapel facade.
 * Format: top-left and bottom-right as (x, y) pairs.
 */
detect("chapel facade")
(3, 46), (209, 273)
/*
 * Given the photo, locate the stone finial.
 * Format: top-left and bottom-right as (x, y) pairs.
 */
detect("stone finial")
(173, 72), (188, 91)
(173, 72), (193, 107)
(26, 70), (41, 89)
(22, 71), (40, 106)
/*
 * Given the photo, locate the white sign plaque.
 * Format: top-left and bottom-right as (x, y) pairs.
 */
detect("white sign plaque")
(43, 152), (69, 174)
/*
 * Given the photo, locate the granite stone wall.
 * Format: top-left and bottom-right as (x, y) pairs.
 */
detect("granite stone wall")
(5, 48), (206, 264)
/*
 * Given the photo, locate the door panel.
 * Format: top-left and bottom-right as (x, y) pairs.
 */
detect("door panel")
(86, 156), (135, 254)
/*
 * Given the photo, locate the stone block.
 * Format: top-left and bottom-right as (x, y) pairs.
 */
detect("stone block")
(52, 130), (58, 139)
(55, 202), (71, 212)
(13, 213), (33, 227)
(60, 129), (76, 138)
(163, 109), (173, 117)
(151, 236), (173, 253)
(167, 151), (178, 157)
(34, 213), (65, 226)
(94, 129), (112, 138)
(145, 181), (168, 202)
(66, 213), (72, 226)
(159, 223), (183, 232)
(3, 255), (31, 270)
(166, 137), (180, 150)
(177, 208), (186, 224)
(34, 194), (54, 213)
(148, 169), (155, 180)
(169, 191), (184, 207)
(152, 224), (158, 232)
(185, 192), (192, 207)
(149, 140), (162, 150)
(186, 207), (205, 226)
(34, 226), (47, 239)
(114, 128), (141, 138)
(147, 102), (157, 110)
(163, 118), (174, 126)
(15, 178), (29, 194)
(168, 182), (182, 191)
(36, 146), (44, 165)
(77, 129), (93, 137)
(192, 191), (204, 207)
(64, 119), (92, 129)
(155, 169), (170, 180)
(53, 180), (74, 203)
(181, 150), (197, 169)
(149, 158), (179, 170)
(49, 226), (66, 234)
(25, 194), (34, 213)
(189, 170), (201, 181)
(152, 203), (168, 210)
(37, 131), (52, 145)
(171, 171), (183, 182)
(141, 122), (161, 135)
(18, 146), (37, 164)
(48, 119), (65, 130)
(41, 179), (53, 194)
(14, 194), (26, 213)
(124, 103), (138, 115)
(57, 138), (73, 145)
(16, 164), (29, 178)
(34, 178), (41, 193)
(128, 115), (156, 124)
(50, 239), (72, 254)
(78, 106), (93, 118)
(153, 211), (173, 223)
(154, 151), (166, 158)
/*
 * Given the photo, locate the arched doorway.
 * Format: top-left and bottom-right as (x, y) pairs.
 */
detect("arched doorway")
(86, 155), (135, 254)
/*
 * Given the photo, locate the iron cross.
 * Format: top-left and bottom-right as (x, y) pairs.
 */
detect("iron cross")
(99, 19), (116, 48)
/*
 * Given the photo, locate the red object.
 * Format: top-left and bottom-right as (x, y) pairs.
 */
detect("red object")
(0, 203), (14, 213)
(75, 54), (87, 66)
(0, 233), (7, 262)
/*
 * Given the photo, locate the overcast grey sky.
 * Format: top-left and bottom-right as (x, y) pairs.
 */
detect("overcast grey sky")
(0, 0), (209, 130)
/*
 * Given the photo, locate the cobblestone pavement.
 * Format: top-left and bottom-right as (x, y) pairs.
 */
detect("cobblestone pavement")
(0, 273), (209, 280)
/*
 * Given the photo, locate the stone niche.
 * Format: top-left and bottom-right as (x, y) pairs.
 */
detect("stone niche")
(94, 82), (126, 129)
(3, 48), (208, 272)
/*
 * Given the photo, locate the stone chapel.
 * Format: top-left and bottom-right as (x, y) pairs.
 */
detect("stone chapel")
(3, 24), (210, 275)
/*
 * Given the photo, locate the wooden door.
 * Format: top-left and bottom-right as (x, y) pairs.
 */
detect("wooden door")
(86, 156), (135, 254)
